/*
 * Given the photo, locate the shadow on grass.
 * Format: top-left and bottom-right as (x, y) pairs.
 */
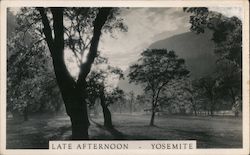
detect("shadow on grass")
(90, 120), (126, 140)
(49, 125), (72, 140)
(171, 129), (240, 148)
(7, 117), (71, 149)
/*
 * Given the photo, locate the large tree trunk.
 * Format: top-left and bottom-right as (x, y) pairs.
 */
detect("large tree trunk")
(69, 99), (89, 139)
(100, 92), (113, 128)
(38, 7), (89, 139)
(67, 88), (90, 139)
(73, 7), (112, 133)
(38, 7), (111, 139)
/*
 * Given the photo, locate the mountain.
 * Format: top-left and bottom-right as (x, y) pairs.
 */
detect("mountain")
(117, 31), (217, 94)
(149, 30), (216, 78)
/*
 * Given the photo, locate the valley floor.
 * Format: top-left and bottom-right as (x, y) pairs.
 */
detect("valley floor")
(6, 113), (242, 149)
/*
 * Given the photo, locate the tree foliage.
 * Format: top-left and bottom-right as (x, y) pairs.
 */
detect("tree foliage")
(128, 49), (189, 125)
(106, 87), (125, 106)
(7, 21), (62, 119)
(193, 76), (222, 116)
(129, 49), (189, 90)
(86, 61), (124, 107)
(184, 7), (242, 68)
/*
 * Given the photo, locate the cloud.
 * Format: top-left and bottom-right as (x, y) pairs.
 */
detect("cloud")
(99, 7), (190, 71)
(99, 7), (243, 72)
(209, 7), (242, 20)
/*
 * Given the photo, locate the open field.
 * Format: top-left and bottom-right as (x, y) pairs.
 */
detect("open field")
(7, 113), (242, 149)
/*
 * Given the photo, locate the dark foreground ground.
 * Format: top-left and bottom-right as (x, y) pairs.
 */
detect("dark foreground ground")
(6, 113), (242, 149)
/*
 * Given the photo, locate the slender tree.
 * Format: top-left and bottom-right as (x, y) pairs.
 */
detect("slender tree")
(86, 66), (124, 128)
(196, 76), (220, 116)
(182, 80), (201, 116)
(128, 91), (135, 113)
(128, 49), (189, 126)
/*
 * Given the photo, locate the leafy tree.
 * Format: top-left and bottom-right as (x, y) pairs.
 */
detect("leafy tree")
(168, 80), (191, 115)
(215, 60), (242, 116)
(128, 49), (189, 126)
(105, 87), (125, 121)
(136, 94), (150, 105)
(184, 7), (242, 68)
(157, 79), (193, 115)
(90, 86), (125, 127)
(195, 76), (220, 116)
(133, 94), (149, 113)
(7, 21), (62, 121)
(106, 87), (125, 106)
(181, 80), (204, 116)
(16, 7), (127, 139)
(217, 61), (241, 101)
(86, 64), (124, 128)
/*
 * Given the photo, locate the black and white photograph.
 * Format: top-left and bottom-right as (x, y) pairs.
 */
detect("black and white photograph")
(0, 0), (249, 155)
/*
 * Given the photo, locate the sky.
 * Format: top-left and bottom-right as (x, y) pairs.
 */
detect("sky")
(9, 7), (243, 79)
(99, 8), (190, 71)
(98, 7), (242, 72)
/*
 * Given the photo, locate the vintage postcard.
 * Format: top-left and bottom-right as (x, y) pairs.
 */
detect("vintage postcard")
(0, 0), (249, 155)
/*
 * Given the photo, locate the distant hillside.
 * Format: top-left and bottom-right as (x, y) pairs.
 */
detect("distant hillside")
(118, 31), (217, 94)
(149, 30), (216, 78)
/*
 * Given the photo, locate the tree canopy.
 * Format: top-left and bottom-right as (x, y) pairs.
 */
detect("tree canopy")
(184, 7), (242, 68)
(7, 10), (63, 119)
(128, 49), (189, 125)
